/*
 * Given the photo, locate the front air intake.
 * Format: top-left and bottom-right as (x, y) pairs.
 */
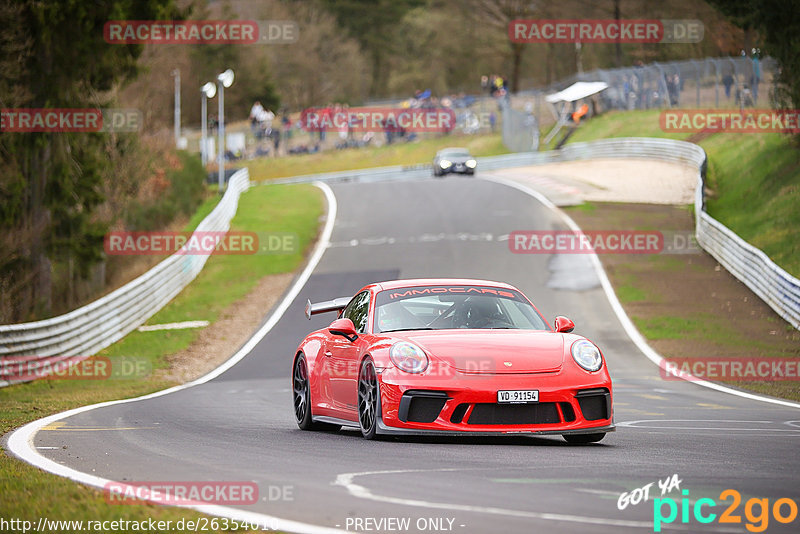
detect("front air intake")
(467, 402), (560, 425)
(575, 388), (611, 421)
(398, 391), (449, 423)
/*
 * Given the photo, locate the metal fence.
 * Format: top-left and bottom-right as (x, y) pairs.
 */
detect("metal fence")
(553, 56), (771, 109)
(504, 55), (779, 151)
(519, 55), (776, 110)
(0, 169), (251, 387)
(501, 100), (540, 153)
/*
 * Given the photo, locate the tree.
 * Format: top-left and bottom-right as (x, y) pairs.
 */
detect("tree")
(320, 0), (424, 97)
(0, 0), (180, 321)
(466, 0), (545, 93)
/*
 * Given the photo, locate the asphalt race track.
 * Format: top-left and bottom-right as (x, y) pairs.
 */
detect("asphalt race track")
(22, 175), (800, 533)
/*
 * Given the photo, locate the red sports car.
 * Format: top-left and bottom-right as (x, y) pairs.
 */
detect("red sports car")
(292, 279), (614, 443)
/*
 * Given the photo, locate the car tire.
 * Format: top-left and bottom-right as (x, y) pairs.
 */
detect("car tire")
(293, 353), (340, 431)
(358, 357), (381, 440)
(563, 432), (606, 444)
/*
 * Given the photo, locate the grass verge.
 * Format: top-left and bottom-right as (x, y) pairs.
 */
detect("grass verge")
(566, 202), (800, 401)
(1, 183), (323, 532)
(565, 109), (800, 276)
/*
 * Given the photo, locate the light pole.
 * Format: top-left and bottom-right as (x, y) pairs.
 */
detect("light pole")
(200, 82), (216, 165)
(216, 69), (234, 193)
(171, 69), (181, 147)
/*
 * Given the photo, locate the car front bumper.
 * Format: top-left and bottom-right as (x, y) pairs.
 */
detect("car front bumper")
(438, 163), (474, 174)
(375, 367), (614, 435)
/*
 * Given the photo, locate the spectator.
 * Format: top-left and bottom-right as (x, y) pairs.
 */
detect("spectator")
(261, 107), (275, 131)
(249, 101), (265, 136)
(736, 84), (754, 108)
(494, 75), (504, 95)
(667, 74), (681, 107)
(282, 113), (291, 140)
(337, 104), (350, 145)
(751, 49), (761, 102)
(318, 105), (331, 143)
(270, 127), (280, 155)
(722, 70), (734, 99)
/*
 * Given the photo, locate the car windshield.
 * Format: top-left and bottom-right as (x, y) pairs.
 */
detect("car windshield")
(374, 285), (548, 332)
(440, 149), (470, 158)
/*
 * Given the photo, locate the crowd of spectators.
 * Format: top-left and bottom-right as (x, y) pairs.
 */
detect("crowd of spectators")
(219, 76), (507, 161)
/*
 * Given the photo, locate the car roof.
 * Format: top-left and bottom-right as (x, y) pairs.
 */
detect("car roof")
(437, 147), (469, 154)
(370, 278), (518, 291)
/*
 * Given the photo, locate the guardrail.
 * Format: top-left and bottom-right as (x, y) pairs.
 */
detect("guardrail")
(539, 138), (799, 330)
(258, 137), (800, 330)
(694, 185), (800, 330)
(0, 168), (250, 387)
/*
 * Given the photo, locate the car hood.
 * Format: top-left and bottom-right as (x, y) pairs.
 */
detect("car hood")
(399, 330), (564, 374)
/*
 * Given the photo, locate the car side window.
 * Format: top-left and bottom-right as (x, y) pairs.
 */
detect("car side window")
(343, 291), (371, 334)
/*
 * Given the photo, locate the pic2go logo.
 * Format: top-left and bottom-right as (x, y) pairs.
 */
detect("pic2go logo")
(653, 489), (798, 533)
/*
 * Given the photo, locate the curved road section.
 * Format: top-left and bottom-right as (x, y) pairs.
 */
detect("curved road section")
(11, 174), (800, 534)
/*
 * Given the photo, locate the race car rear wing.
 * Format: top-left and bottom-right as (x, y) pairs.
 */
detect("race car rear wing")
(305, 297), (351, 320)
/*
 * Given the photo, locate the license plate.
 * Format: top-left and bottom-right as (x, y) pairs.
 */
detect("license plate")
(497, 390), (539, 404)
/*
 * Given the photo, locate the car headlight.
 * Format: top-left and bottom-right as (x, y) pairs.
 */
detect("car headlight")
(571, 340), (603, 372)
(390, 341), (429, 373)
(465, 159), (477, 168)
(439, 159), (452, 168)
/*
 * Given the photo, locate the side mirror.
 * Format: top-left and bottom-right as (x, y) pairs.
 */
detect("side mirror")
(554, 316), (575, 333)
(329, 318), (358, 342)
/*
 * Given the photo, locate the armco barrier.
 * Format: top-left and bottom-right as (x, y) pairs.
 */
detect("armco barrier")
(511, 137), (799, 329)
(259, 137), (799, 330)
(0, 168), (250, 387)
(545, 138), (799, 331)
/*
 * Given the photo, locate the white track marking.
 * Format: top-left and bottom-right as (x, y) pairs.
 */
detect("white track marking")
(333, 469), (740, 532)
(328, 232), (495, 248)
(137, 320), (210, 331)
(482, 174), (800, 411)
(7, 182), (346, 534)
(618, 419), (800, 432)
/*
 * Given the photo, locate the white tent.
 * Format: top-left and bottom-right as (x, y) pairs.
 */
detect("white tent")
(545, 81), (608, 104)
(543, 81), (608, 145)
